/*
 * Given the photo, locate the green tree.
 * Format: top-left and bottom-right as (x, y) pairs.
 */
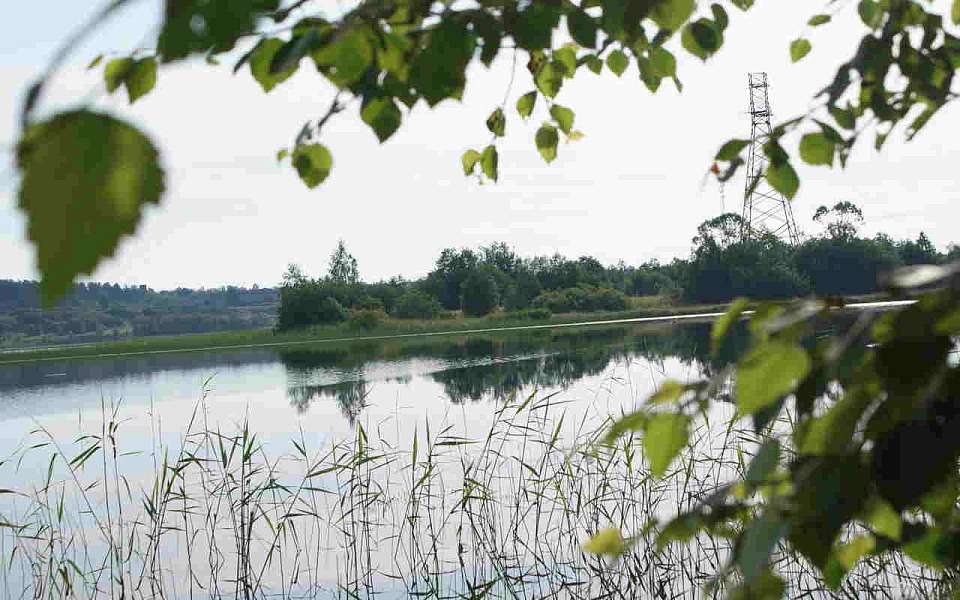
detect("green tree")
(327, 240), (359, 284)
(813, 201), (865, 241)
(460, 269), (499, 317)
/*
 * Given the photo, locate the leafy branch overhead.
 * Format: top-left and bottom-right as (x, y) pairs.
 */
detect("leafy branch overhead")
(15, 0), (960, 299)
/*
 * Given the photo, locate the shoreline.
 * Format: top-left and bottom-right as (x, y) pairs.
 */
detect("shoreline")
(0, 298), (911, 366)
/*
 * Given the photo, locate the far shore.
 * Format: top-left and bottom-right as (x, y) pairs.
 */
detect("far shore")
(0, 294), (905, 365)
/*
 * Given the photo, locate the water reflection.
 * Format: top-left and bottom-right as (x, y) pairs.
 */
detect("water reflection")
(278, 322), (750, 418)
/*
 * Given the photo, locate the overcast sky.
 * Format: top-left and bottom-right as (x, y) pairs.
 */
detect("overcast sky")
(1, 1), (958, 289)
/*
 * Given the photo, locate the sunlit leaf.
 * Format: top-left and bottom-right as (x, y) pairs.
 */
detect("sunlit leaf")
(644, 412), (690, 478)
(736, 342), (810, 415)
(535, 124), (559, 162)
(104, 58), (133, 93)
(790, 38), (812, 63)
(250, 39), (296, 92)
(605, 50), (628, 76)
(516, 91), (537, 118)
(549, 104), (575, 134)
(808, 14), (831, 26)
(16, 110), (165, 303)
(535, 61), (563, 97)
(292, 143), (332, 188)
(124, 59), (157, 103)
(461, 149), (481, 175)
(649, 0), (696, 32)
(766, 160), (799, 199)
(799, 132), (834, 166)
(313, 26), (375, 88)
(582, 527), (626, 556)
(648, 380), (687, 406)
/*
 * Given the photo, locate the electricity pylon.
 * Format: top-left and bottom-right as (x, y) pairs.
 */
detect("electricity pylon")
(740, 72), (801, 245)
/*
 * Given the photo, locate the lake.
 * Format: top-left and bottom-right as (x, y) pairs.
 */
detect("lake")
(0, 316), (944, 598)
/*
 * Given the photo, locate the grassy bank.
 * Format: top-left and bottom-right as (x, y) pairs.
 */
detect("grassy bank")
(0, 297), (739, 364)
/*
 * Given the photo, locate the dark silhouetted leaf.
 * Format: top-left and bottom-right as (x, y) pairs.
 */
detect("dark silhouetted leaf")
(486, 107), (506, 137)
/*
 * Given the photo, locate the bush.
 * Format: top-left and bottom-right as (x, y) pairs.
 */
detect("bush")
(460, 270), (499, 317)
(512, 307), (552, 320)
(356, 295), (384, 310)
(531, 286), (628, 313)
(347, 309), (385, 330)
(277, 283), (348, 330)
(392, 290), (443, 320)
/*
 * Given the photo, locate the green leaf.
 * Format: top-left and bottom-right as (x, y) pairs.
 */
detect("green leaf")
(535, 124), (559, 163)
(648, 380), (687, 405)
(736, 341), (810, 416)
(87, 54), (104, 70)
(16, 110), (165, 303)
(711, 297), (750, 354)
(715, 139), (750, 161)
(361, 97), (402, 143)
(582, 528), (626, 556)
(766, 160), (799, 199)
(553, 47), (578, 77)
(567, 9), (597, 48)
(825, 535), (876, 588)
(648, 47), (676, 78)
(158, 0), (280, 61)
(104, 58), (133, 93)
(313, 27), (374, 87)
(858, 0), (882, 29)
(711, 3), (730, 30)
(250, 39), (296, 92)
(799, 132), (834, 166)
(605, 50), (629, 76)
(954, 0), (960, 25)
(745, 440), (781, 486)
(790, 38), (812, 62)
(649, 0), (696, 32)
(731, 0), (754, 9)
(863, 497), (901, 541)
(728, 570), (785, 600)
(292, 144), (333, 188)
(535, 61), (563, 97)
(808, 14), (831, 26)
(605, 410), (648, 443)
(125, 59), (157, 103)
(586, 55), (603, 74)
(461, 149), (481, 175)
(644, 412), (690, 478)
(516, 91), (537, 118)
(486, 107), (506, 137)
(681, 20), (722, 61)
(737, 511), (789, 582)
(480, 145), (498, 181)
(549, 104), (575, 134)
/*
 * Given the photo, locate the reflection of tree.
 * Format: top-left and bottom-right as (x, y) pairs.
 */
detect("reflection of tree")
(275, 318), (844, 409)
(287, 379), (369, 423)
(431, 347), (617, 404)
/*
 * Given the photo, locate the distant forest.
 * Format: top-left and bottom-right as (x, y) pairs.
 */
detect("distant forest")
(2, 202), (957, 346)
(0, 282), (278, 347)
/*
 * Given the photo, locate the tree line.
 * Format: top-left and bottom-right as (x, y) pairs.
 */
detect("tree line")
(278, 202), (959, 331)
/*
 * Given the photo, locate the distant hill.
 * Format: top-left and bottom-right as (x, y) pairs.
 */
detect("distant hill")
(0, 280), (277, 349)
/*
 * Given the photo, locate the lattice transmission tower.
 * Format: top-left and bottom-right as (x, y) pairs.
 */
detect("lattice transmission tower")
(740, 72), (801, 245)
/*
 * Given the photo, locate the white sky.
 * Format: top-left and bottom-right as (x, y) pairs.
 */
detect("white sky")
(1, 1), (958, 289)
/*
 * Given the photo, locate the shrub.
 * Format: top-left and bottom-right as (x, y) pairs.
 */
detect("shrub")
(531, 286), (627, 313)
(347, 309), (385, 330)
(460, 270), (499, 317)
(277, 283), (348, 330)
(356, 295), (384, 310)
(513, 307), (552, 320)
(392, 290), (443, 320)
